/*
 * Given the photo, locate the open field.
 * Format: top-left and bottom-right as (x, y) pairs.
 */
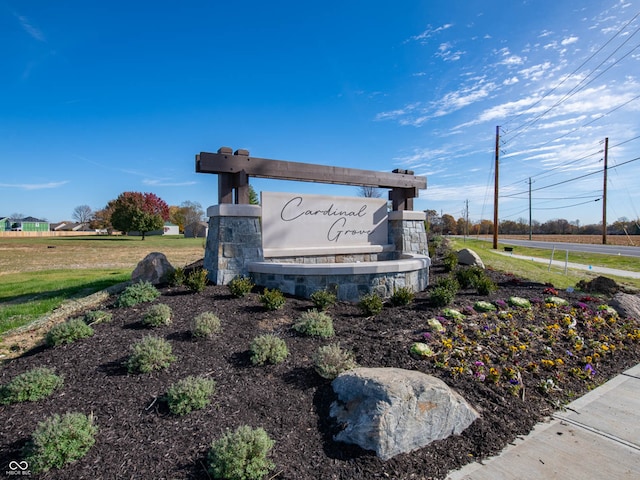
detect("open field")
(0, 236), (206, 335)
(0, 235), (205, 274)
(475, 234), (638, 246)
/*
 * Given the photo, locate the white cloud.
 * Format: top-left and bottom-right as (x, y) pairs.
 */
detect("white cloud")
(14, 13), (45, 42)
(0, 181), (68, 190)
(561, 36), (579, 46)
(142, 179), (198, 187)
(435, 42), (465, 62)
(519, 62), (552, 81)
(503, 76), (519, 85)
(408, 23), (454, 43)
(375, 103), (420, 121)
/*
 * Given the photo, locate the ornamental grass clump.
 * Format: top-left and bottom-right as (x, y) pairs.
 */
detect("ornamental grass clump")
(259, 288), (286, 311)
(455, 266), (485, 289)
(45, 318), (94, 347)
(83, 309), (112, 325)
(310, 289), (337, 310)
(313, 343), (358, 379)
(358, 292), (384, 316)
(0, 367), (64, 405)
(207, 426), (275, 480)
(168, 266), (186, 287)
(474, 275), (498, 295)
(192, 312), (222, 338)
(390, 286), (415, 306)
(126, 336), (175, 373)
(116, 281), (160, 308)
(23, 412), (97, 473)
(249, 334), (289, 365)
(185, 268), (208, 293)
(442, 249), (459, 272)
(293, 310), (335, 338)
(228, 276), (254, 298)
(142, 303), (173, 327)
(165, 375), (216, 415)
(429, 276), (460, 307)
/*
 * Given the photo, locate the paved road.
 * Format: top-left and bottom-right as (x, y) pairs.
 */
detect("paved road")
(468, 237), (640, 258)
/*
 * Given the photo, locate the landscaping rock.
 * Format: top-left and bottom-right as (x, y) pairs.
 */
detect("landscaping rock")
(132, 252), (175, 285)
(457, 248), (485, 269)
(330, 367), (479, 461)
(609, 292), (640, 319)
(578, 276), (619, 295)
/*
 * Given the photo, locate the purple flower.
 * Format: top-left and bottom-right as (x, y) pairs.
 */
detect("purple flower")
(422, 332), (432, 341)
(495, 299), (507, 309)
(509, 379), (520, 385)
(584, 364), (596, 376)
(576, 302), (589, 310)
(474, 361), (485, 367)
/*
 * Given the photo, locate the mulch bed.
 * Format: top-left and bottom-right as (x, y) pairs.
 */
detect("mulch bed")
(1, 254), (639, 479)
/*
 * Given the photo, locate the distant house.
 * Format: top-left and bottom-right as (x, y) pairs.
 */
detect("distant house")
(0, 217), (10, 232)
(5, 216), (49, 232)
(184, 221), (208, 238)
(130, 222), (180, 237)
(51, 221), (91, 232)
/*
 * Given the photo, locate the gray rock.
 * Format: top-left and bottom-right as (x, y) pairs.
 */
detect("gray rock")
(131, 252), (175, 285)
(457, 248), (485, 268)
(610, 292), (640, 319)
(330, 367), (479, 461)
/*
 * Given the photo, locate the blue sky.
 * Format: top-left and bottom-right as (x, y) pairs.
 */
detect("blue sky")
(2, 1), (639, 226)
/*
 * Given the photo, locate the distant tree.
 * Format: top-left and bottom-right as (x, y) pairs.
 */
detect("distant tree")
(441, 214), (457, 235)
(357, 186), (383, 198)
(169, 201), (204, 232)
(424, 209), (438, 234)
(249, 185), (259, 205)
(110, 192), (170, 240)
(72, 205), (93, 223)
(90, 201), (115, 234)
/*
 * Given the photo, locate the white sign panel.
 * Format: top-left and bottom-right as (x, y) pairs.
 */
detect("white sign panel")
(261, 191), (388, 251)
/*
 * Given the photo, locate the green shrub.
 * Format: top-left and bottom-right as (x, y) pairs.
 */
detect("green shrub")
(207, 425), (275, 480)
(358, 292), (384, 316)
(313, 343), (358, 379)
(192, 312), (222, 338)
(166, 375), (216, 416)
(168, 266), (186, 287)
(390, 287), (415, 306)
(83, 310), (112, 325)
(116, 281), (160, 308)
(430, 276), (460, 308)
(0, 367), (64, 405)
(310, 289), (337, 311)
(228, 276), (254, 298)
(259, 288), (286, 311)
(126, 336), (175, 373)
(455, 266), (485, 289)
(185, 268), (208, 293)
(249, 334), (288, 365)
(442, 249), (459, 272)
(23, 412), (97, 473)
(45, 318), (94, 346)
(474, 276), (498, 295)
(143, 303), (173, 327)
(293, 310), (335, 338)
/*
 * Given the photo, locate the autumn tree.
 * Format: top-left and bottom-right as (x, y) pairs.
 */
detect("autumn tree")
(169, 201), (204, 232)
(441, 214), (457, 235)
(72, 205), (93, 223)
(110, 192), (170, 240)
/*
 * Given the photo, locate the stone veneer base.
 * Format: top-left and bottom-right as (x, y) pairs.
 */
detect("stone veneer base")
(248, 254), (430, 302)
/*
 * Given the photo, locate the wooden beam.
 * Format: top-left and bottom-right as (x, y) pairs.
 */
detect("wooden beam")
(196, 151), (426, 190)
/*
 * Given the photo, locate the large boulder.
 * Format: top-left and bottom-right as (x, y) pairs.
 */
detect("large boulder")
(330, 367), (479, 461)
(457, 248), (485, 269)
(132, 252), (175, 285)
(610, 292), (640, 319)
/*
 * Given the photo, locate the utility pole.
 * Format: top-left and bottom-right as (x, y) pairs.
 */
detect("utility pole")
(528, 177), (533, 240)
(464, 199), (470, 240)
(493, 126), (500, 249)
(602, 137), (608, 245)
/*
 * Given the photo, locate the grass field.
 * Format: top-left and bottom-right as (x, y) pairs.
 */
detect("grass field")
(0, 236), (205, 335)
(450, 238), (640, 290)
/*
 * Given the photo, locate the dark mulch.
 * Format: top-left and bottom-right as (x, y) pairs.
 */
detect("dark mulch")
(1, 255), (639, 479)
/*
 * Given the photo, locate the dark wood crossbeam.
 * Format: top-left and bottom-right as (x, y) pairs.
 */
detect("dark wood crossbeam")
(196, 147), (427, 210)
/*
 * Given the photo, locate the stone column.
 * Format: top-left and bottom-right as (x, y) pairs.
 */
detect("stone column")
(203, 204), (263, 285)
(388, 210), (428, 257)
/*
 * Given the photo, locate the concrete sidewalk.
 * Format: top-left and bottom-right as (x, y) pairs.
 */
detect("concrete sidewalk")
(496, 251), (640, 279)
(446, 363), (640, 480)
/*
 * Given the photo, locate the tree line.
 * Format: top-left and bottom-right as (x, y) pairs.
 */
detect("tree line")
(425, 210), (640, 236)
(73, 192), (206, 240)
